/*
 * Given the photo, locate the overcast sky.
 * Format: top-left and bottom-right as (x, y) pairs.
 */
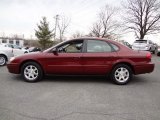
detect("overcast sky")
(0, 0), (160, 44)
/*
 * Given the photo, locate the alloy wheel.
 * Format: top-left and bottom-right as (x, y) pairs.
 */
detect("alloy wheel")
(114, 67), (129, 83)
(0, 56), (6, 66)
(24, 65), (39, 81)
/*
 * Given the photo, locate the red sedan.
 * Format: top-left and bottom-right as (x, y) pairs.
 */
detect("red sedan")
(7, 38), (154, 85)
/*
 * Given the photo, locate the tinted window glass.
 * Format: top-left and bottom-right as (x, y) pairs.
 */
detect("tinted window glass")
(2, 39), (6, 43)
(149, 40), (152, 44)
(8, 44), (12, 48)
(9, 40), (14, 44)
(13, 45), (21, 49)
(58, 40), (83, 53)
(87, 40), (112, 52)
(135, 40), (147, 43)
(110, 43), (119, 51)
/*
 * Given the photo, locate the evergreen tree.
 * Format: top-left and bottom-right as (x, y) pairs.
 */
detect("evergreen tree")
(35, 17), (54, 49)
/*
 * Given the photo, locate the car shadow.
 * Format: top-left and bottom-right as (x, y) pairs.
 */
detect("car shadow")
(12, 74), (113, 84)
(131, 75), (150, 85)
(45, 75), (111, 83)
(12, 74), (150, 85)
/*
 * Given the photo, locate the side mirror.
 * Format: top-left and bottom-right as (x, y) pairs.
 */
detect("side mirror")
(52, 48), (58, 55)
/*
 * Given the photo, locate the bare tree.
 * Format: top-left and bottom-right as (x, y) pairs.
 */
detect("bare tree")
(57, 16), (70, 41)
(72, 31), (84, 38)
(89, 5), (120, 38)
(123, 0), (160, 39)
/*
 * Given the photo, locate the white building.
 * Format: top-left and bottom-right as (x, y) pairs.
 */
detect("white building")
(0, 37), (24, 47)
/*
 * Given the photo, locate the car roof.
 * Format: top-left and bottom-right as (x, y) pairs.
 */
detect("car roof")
(70, 37), (126, 48)
(71, 37), (114, 43)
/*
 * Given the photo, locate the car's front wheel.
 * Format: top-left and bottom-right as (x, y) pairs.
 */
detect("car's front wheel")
(21, 62), (43, 82)
(0, 55), (7, 66)
(111, 64), (132, 85)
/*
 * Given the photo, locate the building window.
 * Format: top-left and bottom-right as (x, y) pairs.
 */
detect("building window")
(2, 39), (6, 43)
(16, 40), (19, 45)
(9, 40), (13, 44)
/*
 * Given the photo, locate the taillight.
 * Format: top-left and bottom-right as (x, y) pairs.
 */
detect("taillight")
(146, 52), (151, 59)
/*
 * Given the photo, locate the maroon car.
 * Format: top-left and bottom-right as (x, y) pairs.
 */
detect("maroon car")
(7, 38), (154, 85)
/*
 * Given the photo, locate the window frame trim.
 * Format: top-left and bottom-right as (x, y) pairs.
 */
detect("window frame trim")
(52, 39), (85, 54)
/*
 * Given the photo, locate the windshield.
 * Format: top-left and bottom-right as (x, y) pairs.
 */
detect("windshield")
(43, 41), (66, 53)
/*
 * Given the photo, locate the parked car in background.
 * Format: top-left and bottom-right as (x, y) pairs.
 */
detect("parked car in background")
(0, 47), (14, 66)
(132, 40), (156, 53)
(11, 44), (29, 54)
(7, 38), (154, 85)
(0, 43), (28, 56)
(22, 46), (29, 50)
(157, 46), (160, 56)
(29, 47), (41, 52)
(21, 47), (29, 53)
(153, 43), (158, 51)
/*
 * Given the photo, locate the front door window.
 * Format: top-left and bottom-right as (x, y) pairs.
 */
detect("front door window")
(57, 40), (83, 53)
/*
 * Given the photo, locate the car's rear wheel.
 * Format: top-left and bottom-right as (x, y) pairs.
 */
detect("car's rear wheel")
(111, 64), (132, 85)
(21, 62), (43, 82)
(0, 55), (7, 66)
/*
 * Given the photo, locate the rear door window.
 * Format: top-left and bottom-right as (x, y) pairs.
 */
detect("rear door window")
(86, 40), (112, 52)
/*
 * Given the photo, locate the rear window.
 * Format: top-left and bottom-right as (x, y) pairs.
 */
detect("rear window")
(134, 40), (147, 43)
(110, 43), (119, 51)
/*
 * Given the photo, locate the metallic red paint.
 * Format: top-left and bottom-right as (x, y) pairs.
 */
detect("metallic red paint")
(7, 38), (154, 77)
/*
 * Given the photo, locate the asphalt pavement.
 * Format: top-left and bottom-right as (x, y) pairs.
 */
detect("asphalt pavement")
(0, 55), (160, 120)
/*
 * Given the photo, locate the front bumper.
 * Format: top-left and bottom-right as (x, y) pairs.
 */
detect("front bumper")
(7, 63), (20, 74)
(134, 62), (154, 75)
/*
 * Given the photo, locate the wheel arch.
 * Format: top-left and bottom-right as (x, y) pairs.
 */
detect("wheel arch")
(112, 62), (135, 74)
(19, 60), (45, 74)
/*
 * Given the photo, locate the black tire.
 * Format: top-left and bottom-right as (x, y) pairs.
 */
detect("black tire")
(152, 50), (155, 54)
(0, 55), (7, 66)
(21, 62), (43, 82)
(110, 64), (132, 85)
(149, 48), (152, 53)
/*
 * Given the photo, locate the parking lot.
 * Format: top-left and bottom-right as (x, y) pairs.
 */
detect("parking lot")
(0, 55), (160, 120)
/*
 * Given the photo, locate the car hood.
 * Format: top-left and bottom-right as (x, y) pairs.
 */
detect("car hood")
(14, 52), (42, 59)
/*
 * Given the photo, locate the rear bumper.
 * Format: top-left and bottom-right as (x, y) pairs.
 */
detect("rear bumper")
(132, 47), (150, 51)
(134, 62), (154, 75)
(7, 63), (20, 74)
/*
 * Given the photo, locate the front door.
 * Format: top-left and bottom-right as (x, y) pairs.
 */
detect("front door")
(45, 40), (84, 75)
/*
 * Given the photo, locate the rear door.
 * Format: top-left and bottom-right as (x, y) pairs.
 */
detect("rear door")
(82, 39), (117, 75)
